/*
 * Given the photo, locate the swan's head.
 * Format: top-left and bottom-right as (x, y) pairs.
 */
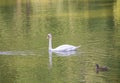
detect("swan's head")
(47, 33), (52, 39)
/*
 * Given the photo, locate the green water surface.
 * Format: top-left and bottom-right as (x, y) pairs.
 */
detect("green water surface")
(0, 0), (120, 83)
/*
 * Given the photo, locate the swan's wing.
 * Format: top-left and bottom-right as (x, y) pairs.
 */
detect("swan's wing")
(53, 44), (79, 51)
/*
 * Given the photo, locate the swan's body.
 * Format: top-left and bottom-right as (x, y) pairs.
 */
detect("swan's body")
(51, 44), (79, 52)
(47, 34), (80, 52)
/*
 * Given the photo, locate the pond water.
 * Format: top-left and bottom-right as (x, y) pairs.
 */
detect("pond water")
(0, 0), (120, 83)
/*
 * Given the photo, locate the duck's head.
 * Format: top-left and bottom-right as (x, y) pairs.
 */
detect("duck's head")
(96, 64), (99, 69)
(47, 33), (52, 39)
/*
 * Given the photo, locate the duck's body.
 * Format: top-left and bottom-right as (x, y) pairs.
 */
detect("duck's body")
(96, 64), (108, 71)
(96, 64), (108, 73)
(47, 34), (80, 52)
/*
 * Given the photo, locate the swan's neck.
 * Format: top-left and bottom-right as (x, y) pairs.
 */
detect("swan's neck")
(49, 38), (52, 50)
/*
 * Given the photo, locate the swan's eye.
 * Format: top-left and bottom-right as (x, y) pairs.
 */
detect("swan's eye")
(48, 35), (50, 38)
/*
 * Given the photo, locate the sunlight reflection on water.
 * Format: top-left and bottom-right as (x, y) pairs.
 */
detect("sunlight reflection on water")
(0, 51), (35, 56)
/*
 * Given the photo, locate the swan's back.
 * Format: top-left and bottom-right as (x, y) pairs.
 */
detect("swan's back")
(52, 44), (80, 52)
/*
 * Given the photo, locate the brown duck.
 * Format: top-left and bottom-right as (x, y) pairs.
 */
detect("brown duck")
(96, 64), (109, 73)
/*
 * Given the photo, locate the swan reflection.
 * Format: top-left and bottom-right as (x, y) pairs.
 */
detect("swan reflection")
(53, 51), (77, 56)
(48, 50), (77, 68)
(49, 51), (53, 69)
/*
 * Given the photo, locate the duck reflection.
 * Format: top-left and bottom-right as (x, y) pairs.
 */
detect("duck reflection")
(48, 50), (77, 68)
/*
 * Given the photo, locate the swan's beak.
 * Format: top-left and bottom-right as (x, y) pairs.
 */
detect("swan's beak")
(47, 35), (50, 39)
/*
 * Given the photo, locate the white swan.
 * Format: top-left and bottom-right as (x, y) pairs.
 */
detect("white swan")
(47, 33), (80, 52)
